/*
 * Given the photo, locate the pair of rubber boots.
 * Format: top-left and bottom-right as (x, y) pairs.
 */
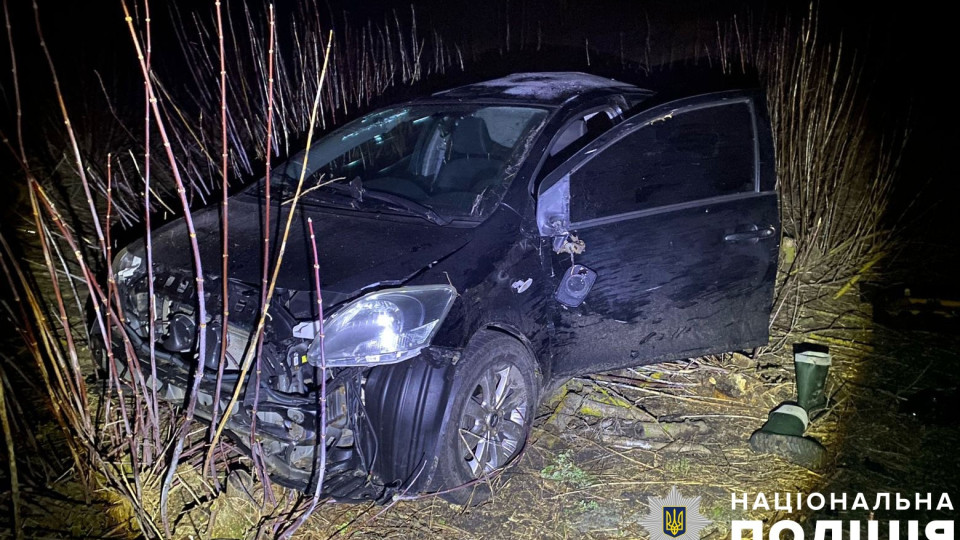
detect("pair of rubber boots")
(749, 349), (830, 470)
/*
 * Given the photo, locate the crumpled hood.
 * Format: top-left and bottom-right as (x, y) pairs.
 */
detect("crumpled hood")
(148, 197), (473, 296)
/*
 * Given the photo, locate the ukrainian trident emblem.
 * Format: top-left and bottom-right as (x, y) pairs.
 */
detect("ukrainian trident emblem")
(663, 506), (686, 537)
(639, 486), (711, 540)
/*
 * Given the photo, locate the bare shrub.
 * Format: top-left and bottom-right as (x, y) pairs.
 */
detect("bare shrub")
(711, 6), (906, 345)
(1, 1), (462, 536)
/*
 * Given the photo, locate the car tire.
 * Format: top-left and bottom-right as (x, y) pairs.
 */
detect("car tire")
(433, 330), (539, 505)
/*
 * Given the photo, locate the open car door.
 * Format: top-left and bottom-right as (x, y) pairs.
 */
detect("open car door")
(537, 90), (779, 377)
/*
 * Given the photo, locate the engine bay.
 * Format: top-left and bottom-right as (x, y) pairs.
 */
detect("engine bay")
(107, 266), (386, 499)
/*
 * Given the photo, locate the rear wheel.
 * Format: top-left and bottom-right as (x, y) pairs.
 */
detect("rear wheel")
(434, 331), (539, 505)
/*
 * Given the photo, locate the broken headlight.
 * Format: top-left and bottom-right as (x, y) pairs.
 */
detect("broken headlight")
(306, 285), (456, 367)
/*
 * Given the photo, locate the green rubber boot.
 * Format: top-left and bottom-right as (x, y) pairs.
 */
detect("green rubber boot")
(749, 404), (826, 470)
(795, 350), (831, 416)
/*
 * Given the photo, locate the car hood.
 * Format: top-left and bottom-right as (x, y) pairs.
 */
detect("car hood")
(148, 197), (473, 297)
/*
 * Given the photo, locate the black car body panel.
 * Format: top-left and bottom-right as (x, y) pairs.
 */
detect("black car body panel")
(150, 196), (474, 297)
(538, 91), (779, 376)
(99, 73), (779, 502)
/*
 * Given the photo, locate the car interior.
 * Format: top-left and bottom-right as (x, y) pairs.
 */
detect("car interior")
(303, 106), (547, 217)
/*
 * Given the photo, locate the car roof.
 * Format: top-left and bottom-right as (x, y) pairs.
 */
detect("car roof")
(426, 72), (650, 106)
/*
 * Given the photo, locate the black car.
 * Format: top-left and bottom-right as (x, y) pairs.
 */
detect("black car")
(101, 72), (779, 504)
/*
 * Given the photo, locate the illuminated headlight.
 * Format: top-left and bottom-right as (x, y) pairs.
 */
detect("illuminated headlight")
(307, 285), (457, 367)
(114, 247), (144, 281)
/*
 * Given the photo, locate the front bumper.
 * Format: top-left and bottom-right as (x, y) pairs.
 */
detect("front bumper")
(94, 325), (387, 502)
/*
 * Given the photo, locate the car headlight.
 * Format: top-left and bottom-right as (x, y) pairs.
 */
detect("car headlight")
(114, 247), (144, 280)
(307, 285), (457, 367)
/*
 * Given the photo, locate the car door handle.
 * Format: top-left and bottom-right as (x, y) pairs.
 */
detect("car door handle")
(724, 225), (775, 243)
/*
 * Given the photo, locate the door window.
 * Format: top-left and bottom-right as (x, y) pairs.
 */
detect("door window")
(569, 102), (757, 222)
(541, 108), (621, 179)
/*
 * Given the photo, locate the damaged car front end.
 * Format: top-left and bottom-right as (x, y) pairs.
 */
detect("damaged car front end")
(106, 246), (467, 500)
(99, 93), (558, 503)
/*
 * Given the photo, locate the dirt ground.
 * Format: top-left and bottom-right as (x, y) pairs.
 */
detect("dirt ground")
(5, 275), (957, 539)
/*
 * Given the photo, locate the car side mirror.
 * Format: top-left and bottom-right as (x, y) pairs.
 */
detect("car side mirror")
(555, 264), (597, 307)
(536, 173), (570, 237)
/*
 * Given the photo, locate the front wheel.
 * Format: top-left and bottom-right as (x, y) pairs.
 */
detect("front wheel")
(434, 331), (539, 505)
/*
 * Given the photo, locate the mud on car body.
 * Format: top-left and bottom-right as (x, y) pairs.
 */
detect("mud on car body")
(96, 72), (779, 504)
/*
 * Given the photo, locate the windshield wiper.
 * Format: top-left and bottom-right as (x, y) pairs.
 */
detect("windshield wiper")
(293, 176), (449, 225)
(361, 189), (450, 225)
(281, 176), (355, 206)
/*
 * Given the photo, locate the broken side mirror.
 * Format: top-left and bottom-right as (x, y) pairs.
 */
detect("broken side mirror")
(536, 173), (570, 237)
(555, 264), (597, 307)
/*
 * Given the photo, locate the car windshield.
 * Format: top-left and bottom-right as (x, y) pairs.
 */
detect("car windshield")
(274, 104), (548, 220)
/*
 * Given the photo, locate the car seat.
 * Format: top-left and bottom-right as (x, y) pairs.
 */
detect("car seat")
(434, 117), (503, 193)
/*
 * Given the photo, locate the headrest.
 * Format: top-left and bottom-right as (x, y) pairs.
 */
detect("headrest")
(451, 116), (494, 155)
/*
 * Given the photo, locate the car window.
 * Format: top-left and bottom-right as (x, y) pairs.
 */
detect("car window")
(569, 102), (756, 222)
(276, 105), (548, 220)
(539, 108), (621, 181)
(550, 119), (587, 157)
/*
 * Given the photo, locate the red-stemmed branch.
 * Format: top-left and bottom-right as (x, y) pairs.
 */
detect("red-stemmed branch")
(209, 0), (231, 490)
(204, 28), (333, 478)
(142, 0), (162, 452)
(121, 1), (210, 533)
(247, 2), (279, 507)
(278, 217), (327, 539)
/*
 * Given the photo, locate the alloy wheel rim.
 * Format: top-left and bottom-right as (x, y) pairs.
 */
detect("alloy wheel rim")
(458, 361), (528, 477)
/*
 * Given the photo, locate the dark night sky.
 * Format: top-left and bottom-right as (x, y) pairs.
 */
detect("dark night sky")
(5, 1), (951, 153)
(3, 1), (951, 133)
(2, 0), (956, 260)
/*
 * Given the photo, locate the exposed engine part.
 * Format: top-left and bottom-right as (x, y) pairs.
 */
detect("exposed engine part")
(277, 342), (312, 394)
(118, 268), (311, 391)
(222, 323), (254, 371)
(250, 382), (348, 444)
(161, 312), (195, 352)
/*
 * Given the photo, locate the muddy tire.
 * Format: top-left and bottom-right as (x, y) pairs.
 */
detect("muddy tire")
(434, 331), (539, 505)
